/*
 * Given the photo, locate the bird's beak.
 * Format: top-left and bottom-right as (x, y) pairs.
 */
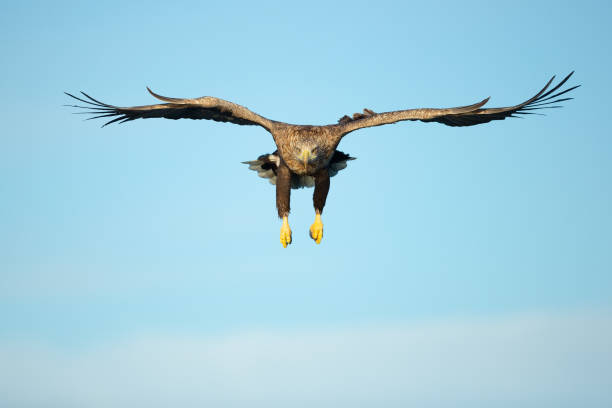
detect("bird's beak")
(301, 150), (311, 167)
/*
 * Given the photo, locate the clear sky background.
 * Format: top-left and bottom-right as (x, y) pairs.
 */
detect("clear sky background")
(1, 1), (611, 406)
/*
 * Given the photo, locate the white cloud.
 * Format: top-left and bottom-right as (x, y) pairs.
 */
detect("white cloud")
(2, 311), (611, 408)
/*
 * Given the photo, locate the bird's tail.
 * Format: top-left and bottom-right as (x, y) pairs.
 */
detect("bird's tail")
(242, 151), (355, 189)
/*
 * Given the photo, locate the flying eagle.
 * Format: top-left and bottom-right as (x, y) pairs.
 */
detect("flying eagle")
(66, 72), (578, 247)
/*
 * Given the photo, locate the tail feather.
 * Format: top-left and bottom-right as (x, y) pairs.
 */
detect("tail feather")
(243, 150), (355, 189)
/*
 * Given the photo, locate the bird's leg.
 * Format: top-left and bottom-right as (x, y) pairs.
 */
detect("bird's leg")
(276, 162), (292, 248)
(310, 168), (330, 244)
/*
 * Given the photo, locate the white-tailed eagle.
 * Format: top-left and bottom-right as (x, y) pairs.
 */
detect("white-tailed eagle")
(66, 72), (578, 247)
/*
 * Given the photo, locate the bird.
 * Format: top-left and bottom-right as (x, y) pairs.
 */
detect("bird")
(65, 72), (578, 247)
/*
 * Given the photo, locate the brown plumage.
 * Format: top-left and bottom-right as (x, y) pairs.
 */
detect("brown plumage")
(66, 72), (579, 246)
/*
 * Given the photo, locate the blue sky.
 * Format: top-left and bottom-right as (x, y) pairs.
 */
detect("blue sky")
(1, 1), (611, 406)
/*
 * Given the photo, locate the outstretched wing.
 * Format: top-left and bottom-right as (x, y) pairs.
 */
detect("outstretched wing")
(337, 72), (579, 135)
(65, 88), (275, 130)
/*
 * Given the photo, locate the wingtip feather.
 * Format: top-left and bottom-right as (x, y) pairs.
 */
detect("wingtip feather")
(147, 87), (183, 103)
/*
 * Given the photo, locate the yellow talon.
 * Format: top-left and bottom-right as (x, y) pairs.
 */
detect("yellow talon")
(280, 216), (292, 248)
(309, 213), (324, 244)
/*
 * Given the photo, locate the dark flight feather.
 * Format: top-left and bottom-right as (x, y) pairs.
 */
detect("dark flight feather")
(336, 72), (578, 132)
(65, 90), (274, 129)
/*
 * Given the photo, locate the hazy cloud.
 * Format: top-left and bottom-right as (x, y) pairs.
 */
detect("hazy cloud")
(2, 311), (611, 407)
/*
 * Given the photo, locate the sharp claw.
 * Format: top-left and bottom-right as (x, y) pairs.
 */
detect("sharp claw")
(309, 214), (324, 245)
(280, 217), (292, 248)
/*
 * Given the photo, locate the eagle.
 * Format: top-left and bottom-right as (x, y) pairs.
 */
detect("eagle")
(66, 72), (578, 247)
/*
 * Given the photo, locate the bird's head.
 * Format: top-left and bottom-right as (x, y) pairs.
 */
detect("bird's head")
(298, 145), (320, 169)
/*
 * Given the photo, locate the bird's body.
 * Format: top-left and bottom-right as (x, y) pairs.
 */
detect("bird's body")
(271, 125), (339, 175)
(66, 72), (579, 247)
